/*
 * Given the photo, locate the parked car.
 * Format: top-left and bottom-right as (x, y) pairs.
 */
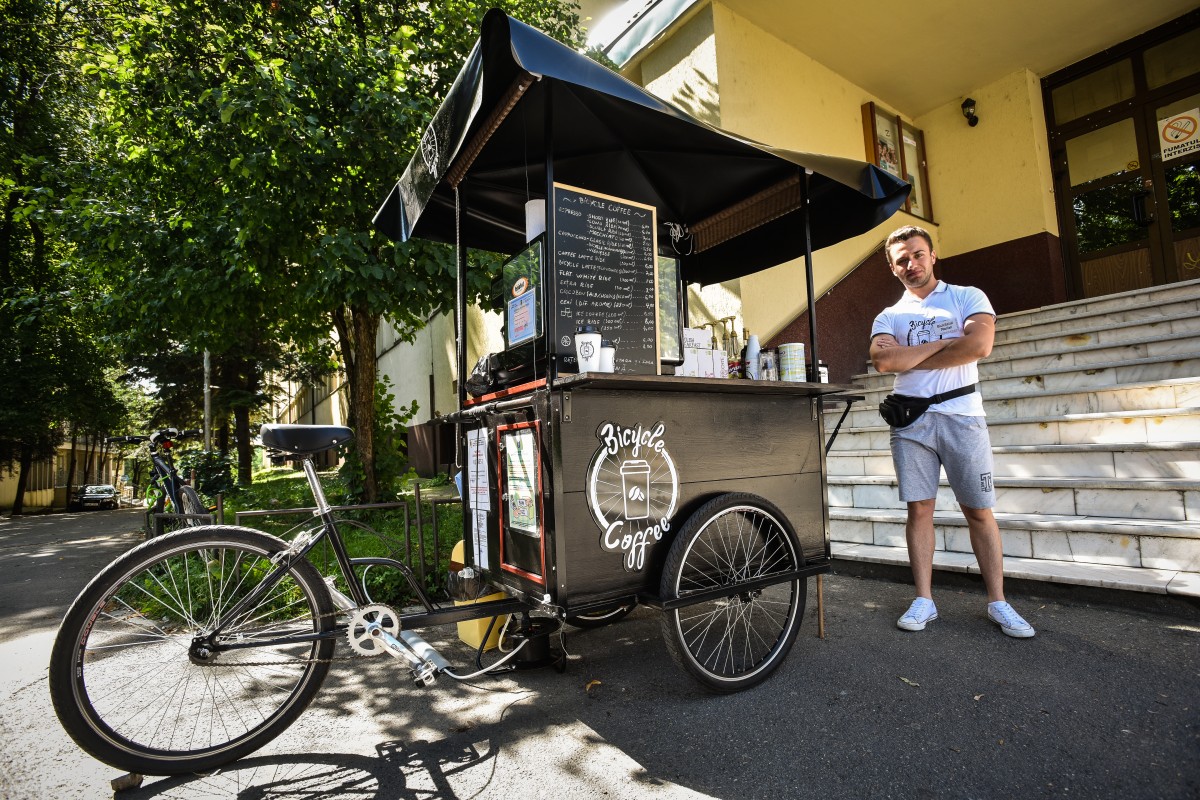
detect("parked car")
(74, 484), (119, 510)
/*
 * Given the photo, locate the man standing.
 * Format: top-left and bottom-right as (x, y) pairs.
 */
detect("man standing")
(870, 225), (1034, 638)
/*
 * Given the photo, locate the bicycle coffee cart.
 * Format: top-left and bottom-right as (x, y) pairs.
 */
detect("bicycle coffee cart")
(48, 10), (907, 780)
(373, 9), (908, 690)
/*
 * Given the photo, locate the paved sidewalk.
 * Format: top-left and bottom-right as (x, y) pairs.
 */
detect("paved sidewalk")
(1, 510), (1198, 799)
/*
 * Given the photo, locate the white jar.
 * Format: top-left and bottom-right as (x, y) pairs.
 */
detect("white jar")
(599, 339), (616, 373)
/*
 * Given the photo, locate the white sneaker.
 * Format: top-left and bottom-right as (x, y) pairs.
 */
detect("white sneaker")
(988, 601), (1035, 638)
(897, 597), (938, 631)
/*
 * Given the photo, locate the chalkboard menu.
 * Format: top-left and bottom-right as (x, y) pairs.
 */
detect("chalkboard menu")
(552, 183), (659, 375)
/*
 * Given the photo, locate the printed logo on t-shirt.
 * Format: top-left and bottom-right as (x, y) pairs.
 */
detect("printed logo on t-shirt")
(906, 316), (958, 345)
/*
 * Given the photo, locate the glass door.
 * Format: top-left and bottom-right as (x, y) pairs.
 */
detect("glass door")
(1059, 114), (1157, 297)
(1047, 15), (1200, 298)
(1147, 89), (1200, 285)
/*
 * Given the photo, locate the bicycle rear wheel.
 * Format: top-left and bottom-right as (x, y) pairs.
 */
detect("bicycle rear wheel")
(49, 526), (336, 775)
(659, 493), (806, 693)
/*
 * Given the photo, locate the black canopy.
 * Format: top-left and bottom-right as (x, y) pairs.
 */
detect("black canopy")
(373, 8), (909, 287)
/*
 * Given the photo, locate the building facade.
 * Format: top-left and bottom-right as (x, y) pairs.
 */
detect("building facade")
(276, 1), (1199, 462)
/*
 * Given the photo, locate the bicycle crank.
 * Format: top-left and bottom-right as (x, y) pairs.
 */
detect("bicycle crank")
(346, 604), (450, 686)
(346, 604), (401, 656)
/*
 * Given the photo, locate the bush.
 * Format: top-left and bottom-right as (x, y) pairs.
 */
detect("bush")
(224, 467), (465, 606)
(178, 450), (236, 497)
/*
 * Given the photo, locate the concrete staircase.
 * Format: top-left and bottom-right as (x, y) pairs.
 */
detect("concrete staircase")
(824, 278), (1200, 598)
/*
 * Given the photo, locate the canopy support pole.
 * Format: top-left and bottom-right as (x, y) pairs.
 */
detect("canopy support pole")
(543, 83), (557, 384)
(455, 188), (467, 468)
(800, 169), (819, 376)
(800, 168), (826, 638)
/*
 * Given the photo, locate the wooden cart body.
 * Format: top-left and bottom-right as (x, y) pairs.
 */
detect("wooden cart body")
(462, 375), (842, 614)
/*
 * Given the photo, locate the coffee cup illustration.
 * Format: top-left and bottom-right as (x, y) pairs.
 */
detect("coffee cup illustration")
(620, 460), (651, 520)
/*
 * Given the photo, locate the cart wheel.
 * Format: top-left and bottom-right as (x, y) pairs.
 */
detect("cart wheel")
(659, 493), (806, 693)
(566, 602), (634, 630)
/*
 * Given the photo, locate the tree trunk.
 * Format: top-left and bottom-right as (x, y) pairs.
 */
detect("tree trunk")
(217, 412), (230, 455)
(65, 426), (78, 509)
(81, 435), (96, 485)
(234, 405), (253, 485)
(10, 446), (33, 516)
(334, 304), (380, 502)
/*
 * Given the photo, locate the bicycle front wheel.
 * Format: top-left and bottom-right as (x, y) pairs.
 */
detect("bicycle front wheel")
(178, 485), (207, 527)
(49, 526), (336, 775)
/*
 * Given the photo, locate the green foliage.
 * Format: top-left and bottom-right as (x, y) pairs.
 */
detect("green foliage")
(1, 0), (127, 486)
(177, 449), (236, 496)
(222, 466), (464, 605)
(116, 548), (308, 624)
(338, 376), (418, 501)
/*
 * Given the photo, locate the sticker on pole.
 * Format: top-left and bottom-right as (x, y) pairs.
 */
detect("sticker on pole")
(1159, 109), (1200, 162)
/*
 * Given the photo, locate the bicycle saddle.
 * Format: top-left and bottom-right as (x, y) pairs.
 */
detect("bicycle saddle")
(260, 424), (354, 455)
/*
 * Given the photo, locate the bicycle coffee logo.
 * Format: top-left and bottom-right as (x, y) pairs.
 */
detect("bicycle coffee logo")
(420, 126), (439, 173)
(586, 420), (679, 571)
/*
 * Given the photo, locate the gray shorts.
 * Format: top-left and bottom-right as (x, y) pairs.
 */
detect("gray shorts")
(890, 412), (996, 508)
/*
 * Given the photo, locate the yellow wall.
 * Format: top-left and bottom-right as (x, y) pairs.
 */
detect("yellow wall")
(917, 68), (1059, 260)
(628, 3), (1059, 341)
(709, 2), (906, 340)
(639, 4), (720, 126)
(636, 6), (745, 333)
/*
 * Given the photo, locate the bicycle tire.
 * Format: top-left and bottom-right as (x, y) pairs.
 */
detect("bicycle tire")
(659, 493), (806, 693)
(49, 525), (336, 775)
(178, 485), (207, 527)
(566, 602), (634, 629)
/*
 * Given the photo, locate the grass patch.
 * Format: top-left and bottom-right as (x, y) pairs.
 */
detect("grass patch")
(220, 467), (465, 605)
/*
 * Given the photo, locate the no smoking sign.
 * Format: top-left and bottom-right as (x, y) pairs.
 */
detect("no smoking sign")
(1159, 108), (1200, 162)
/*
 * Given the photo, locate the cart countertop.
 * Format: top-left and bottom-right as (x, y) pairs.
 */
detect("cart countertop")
(552, 373), (863, 398)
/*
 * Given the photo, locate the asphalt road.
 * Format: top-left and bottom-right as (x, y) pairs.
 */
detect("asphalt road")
(1, 509), (1197, 799)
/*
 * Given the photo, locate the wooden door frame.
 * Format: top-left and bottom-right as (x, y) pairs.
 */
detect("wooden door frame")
(1043, 9), (1200, 299)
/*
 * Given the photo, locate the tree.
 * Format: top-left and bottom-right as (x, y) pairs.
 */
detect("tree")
(0, 0), (121, 513)
(72, 0), (587, 500)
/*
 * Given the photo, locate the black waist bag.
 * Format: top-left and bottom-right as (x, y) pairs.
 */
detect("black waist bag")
(879, 384), (978, 429)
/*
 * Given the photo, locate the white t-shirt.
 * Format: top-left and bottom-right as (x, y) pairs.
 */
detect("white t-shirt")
(870, 281), (994, 416)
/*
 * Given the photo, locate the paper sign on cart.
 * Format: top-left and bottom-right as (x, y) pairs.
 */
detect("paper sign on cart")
(472, 509), (489, 568)
(466, 428), (490, 511)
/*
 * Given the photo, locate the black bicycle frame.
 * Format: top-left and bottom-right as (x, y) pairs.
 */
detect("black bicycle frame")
(200, 455), (531, 655)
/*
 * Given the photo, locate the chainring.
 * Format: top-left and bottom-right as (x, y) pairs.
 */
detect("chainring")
(346, 603), (402, 656)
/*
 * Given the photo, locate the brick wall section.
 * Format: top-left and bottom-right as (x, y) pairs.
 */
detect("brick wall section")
(766, 232), (1066, 384)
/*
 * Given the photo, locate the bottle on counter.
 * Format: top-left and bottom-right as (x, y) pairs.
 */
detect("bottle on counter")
(759, 349), (778, 381)
(743, 332), (760, 380)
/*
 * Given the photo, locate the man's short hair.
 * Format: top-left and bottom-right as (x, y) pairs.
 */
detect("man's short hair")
(885, 226), (934, 264)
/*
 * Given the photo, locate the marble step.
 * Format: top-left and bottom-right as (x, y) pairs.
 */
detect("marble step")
(996, 332), (1200, 374)
(829, 540), (1200, 597)
(827, 474), (1199, 521)
(851, 351), (1200, 395)
(827, 442), (1200, 480)
(822, 376), (1200, 431)
(829, 406), (1200, 450)
(994, 277), (1200, 334)
(993, 306), (1200, 348)
(829, 507), (1200, 575)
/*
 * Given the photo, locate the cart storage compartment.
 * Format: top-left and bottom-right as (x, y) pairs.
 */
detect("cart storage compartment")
(548, 379), (829, 609)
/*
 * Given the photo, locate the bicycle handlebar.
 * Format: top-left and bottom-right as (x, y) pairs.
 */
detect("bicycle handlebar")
(105, 429), (203, 446)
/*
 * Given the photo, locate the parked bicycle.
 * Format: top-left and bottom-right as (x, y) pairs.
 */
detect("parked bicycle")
(106, 428), (209, 535)
(49, 424), (537, 776)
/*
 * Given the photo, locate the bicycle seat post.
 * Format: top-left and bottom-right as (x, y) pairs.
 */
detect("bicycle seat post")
(300, 456), (332, 518)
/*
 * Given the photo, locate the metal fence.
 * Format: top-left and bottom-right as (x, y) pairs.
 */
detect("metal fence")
(230, 484), (461, 585)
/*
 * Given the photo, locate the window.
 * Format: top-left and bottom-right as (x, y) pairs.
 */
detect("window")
(862, 102), (932, 220)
